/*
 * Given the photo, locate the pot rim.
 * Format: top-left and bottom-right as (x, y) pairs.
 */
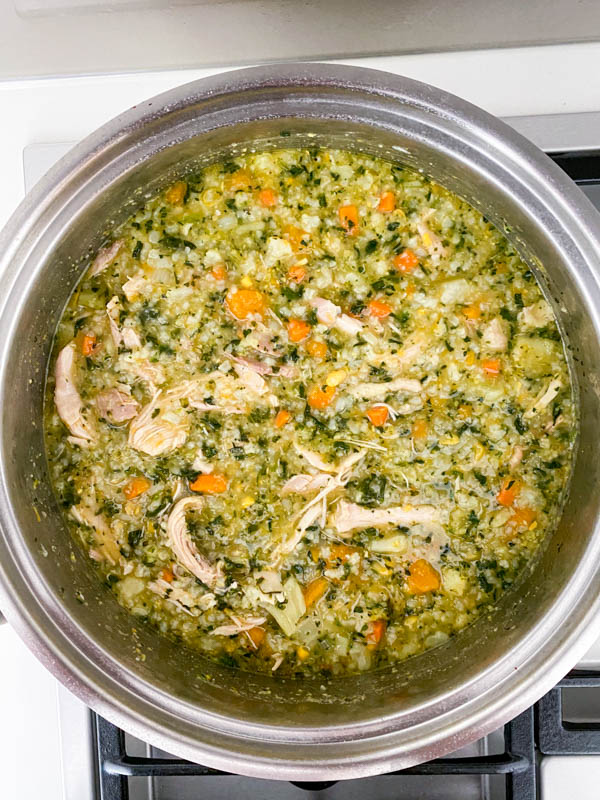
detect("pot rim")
(1, 62), (600, 779)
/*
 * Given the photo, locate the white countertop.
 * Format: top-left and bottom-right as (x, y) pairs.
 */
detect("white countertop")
(1, 44), (600, 799)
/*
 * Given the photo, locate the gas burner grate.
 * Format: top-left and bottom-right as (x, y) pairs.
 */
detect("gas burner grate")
(94, 671), (600, 800)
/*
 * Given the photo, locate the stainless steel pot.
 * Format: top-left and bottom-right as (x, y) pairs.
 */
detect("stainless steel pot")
(0, 63), (600, 780)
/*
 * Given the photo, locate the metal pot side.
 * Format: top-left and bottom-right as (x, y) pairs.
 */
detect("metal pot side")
(0, 63), (600, 779)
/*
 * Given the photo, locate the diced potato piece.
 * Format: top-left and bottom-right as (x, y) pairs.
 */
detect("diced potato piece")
(512, 335), (558, 378)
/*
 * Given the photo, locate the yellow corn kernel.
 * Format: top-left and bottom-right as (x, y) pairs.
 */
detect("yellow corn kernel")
(325, 369), (347, 388)
(440, 434), (459, 446)
(465, 350), (476, 366)
(240, 495), (255, 509)
(529, 521), (538, 531)
(422, 232), (432, 248)
(297, 646), (310, 661)
(474, 442), (485, 461)
(372, 562), (390, 577)
(240, 275), (253, 288)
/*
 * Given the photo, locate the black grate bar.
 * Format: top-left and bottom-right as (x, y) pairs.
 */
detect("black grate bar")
(505, 706), (536, 800)
(104, 756), (229, 778)
(96, 715), (129, 800)
(103, 750), (529, 779)
(538, 671), (600, 755)
(550, 151), (600, 183)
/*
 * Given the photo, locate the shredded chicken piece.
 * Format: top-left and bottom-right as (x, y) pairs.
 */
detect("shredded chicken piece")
(417, 209), (446, 264)
(232, 361), (278, 406)
(294, 442), (338, 473)
(148, 578), (216, 615)
(520, 300), (553, 329)
(367, 334), (426, 373)
(54, 342), (95, 443)
(482, 318), (508, 352)
(210, 615), (267, 637)
(310, 297), (363, 336)
(271, 653), (284, 671)
(96, 388), (139, 423)
(329, 500), (440, 535)
(336, 313), (363, 335)
(124, 358), (166, 393)
(89, 240), (123, 277)
(128, 388), (189, 456)
(281, 473), (331, 495)
(106, 296), (122, 348)
(122, 328), (142, 349)
(226, 354), (296, 379)
(509, 445), (524, 470)
(166, 496), (223, 589)
(122, 270), (150, 302)
(524, 378), (561, 419)
(71, 504), (120, 563)
(348, 375), (422, 400)
(276, 450), (366, 558)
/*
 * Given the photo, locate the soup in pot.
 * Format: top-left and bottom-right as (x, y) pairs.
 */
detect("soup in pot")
(44, 148), (575, 676)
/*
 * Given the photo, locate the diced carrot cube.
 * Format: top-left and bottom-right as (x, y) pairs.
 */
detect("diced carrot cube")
(189, 474), (228, 494)
(124, 476), (151, 500)
(378, 191), (395, 212)
(307, 384), (336, 410)
(393, 249), (419, 273)
(258, 188), (277, 207)
(366, 405), (389, 427)
(406, 559), (440, 594)
(339, 204), (359, 235)
(274, 409), (291, 428)
(368, 299), (392, 318)
(287, 318), (311, 343)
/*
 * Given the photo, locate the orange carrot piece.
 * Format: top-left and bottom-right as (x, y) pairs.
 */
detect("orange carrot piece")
(303, 577), (329, 609)
(377, 191), (396, 212)
(365, 619), (387, 649)
(160, 567), (174, 583)
(496, 477), (521, 507)
(225, 169), (251, 191)
(274, 409), (291, 428)
(287, 318), (311, 343)
(482, 358), (501, 376)
(368, 299), (392, 318)
(506, 507), (536, 536)
(124, 476), (151, 500)
(463, 303), (481, 320)
(211, 263), (227, 281)
(406, 559), (441, 594)
(285, 225), (311, 251)
(81, 333), (97, 356)
(327, 543), (358, 567)
(411, 418), (428, 440)
(258, 188), (277, 207)
(306, 339), (327, 359)
(247, 626), (266, 648)
(190, 474), (228, 494)
(165, 181), (187, 205)
(366, 405), (389, 427)
(393, 249), (419, 273)
(287, 264), (307, 283)
(339, 204), (359, 235)
(226, 289), (265, 320)
(307, 384), (336, 410)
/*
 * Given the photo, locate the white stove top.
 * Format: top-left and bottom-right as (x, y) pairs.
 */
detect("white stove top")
(2, 48), (600, 798)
